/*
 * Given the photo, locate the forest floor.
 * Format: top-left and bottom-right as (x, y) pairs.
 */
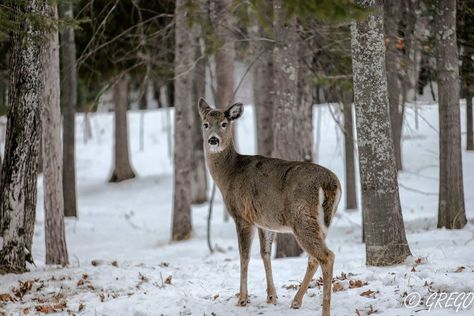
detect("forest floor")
(1, 104), (473, 316)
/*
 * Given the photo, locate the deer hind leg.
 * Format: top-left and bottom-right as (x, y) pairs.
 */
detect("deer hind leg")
(235, 219), (254, 306)
(258, 228), (277, 304)
(291, 256), (319, 309)
(292, 223), (334, 316)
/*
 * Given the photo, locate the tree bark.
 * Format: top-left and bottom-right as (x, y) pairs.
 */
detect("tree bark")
(172, 0), (193, 241)
(109, 76), (136, 182)
(351, 0), (411, 266)
(41, 3), (69, 266)
(60, 0), (78, 217)
(467, 93), (473, 150)
(0, 0), (44, 273)
(213, 0), (235, 222)
(342, 92), (357, 210)
(272, 0), (303, 258)
(436, 0), (467, 229)
(297, 34), (314, 162)
(251, 2), (274, 158)
(190, 1), (208, 205)
(214, 0), (235, 109)
(384, 0), (403, 171)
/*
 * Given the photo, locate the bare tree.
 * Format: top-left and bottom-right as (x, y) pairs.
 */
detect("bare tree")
(0, 0), (44, 273)
(351, 0), (411, 266)
(190, 1), (208, 205)
(109, 75), (136, 183)
(436, 0), (467, 229)
(41, 3), (69, 266)
(60, 0), (78, 217)
(384, 0), (403, 170)
(342, 91), (357, 210)
(214, 0), (235, 109)
(467, 93), (473, 150)
(172, 0), (193, 241)
(250, 2), (274, 158)
(272, 0), (303, 258)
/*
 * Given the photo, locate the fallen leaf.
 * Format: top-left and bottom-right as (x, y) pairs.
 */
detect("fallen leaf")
(159, 262), (169, 267)
(411, 266), (417, 272)
(332, 282), (344, 292)
(368, 304), (378, 315)
(111, 261), (118, 267)
(349, 280), (367, 289)
(355, 308), (361, 316)
(35, 305), (55, 314)
(360, 289), (376, 298)
(78, 303), (85, 312)
(23, 307), (30, 314)
(0, 293), (17, 302)
(213, 294), (219, 300)
(165, 275), (172, 285)
(455, 266), (465, 273)
(415, 258), (422, 265)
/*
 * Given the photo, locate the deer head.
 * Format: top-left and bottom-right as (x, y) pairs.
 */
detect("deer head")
(197, 98), (243, 153)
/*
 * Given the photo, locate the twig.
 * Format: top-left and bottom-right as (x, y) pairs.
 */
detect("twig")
(399, 183), (437, 196)
(207, 183), (216, 254)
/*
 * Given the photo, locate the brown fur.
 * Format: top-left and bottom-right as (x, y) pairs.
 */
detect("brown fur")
(198, 99), (341, 316)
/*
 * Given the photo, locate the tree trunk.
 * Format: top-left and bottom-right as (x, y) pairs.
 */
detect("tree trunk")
(272, 0), (303, 258)
(109, 76), (136, 183)
(297, 35), (314, 162)
(467, 93), (473, 150)
(41, 3), (69, 266)
(0, 0), (44, 273)
(342, 92), (357, 210)
(172, 0), (193, 241)
(251, 2), (274, 158)
(190, 1), (208, 205)
(384, 0), (403, 171)
(436, 0), (467, 229)
(60, 0), (78, 217)
(213, 0), (235, 222)
(351, 0), (411, 266)
(214, 0), (235, 109)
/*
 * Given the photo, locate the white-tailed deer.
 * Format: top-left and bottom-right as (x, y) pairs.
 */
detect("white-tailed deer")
(198, 98), (341, 316)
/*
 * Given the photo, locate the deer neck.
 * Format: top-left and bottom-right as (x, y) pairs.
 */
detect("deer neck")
(206, 141), (239, 190)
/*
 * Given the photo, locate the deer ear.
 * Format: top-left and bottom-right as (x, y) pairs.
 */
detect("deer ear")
(224, 102), (243, 121)
(198, 98), (212, 119)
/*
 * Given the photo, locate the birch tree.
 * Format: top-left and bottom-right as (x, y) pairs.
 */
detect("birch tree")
(0, 0), (44, 273)
(172, 0), (193, 241)
(41, 3), (69, 265)
(60, 0), (78, 217)
(351, 0), (411, 266)
(436, 0), (467, 229)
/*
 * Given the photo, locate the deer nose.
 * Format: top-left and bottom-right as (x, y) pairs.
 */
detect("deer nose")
(208, 136), (219, 146)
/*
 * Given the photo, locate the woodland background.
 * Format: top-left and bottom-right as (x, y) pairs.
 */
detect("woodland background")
(0, 0), (473, 315)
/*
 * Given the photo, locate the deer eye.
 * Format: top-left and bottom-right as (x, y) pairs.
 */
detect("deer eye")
(221, 122), (227, 128)
(203, 123), (209, 129)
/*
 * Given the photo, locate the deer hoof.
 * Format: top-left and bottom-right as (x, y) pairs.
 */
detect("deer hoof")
(266, 293), (277, 304)
(237, 296), (249, 306)
(291, 299), (302, 309)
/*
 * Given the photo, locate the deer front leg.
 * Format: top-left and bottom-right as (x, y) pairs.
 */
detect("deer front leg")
(258, 228), (277, 304)
(235, 219), (254, 306)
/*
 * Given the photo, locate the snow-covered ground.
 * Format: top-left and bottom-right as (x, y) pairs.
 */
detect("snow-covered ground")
(1, 103), (473, 316)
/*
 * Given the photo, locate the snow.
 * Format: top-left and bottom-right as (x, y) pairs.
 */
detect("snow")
(1, 103), (474, 316)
